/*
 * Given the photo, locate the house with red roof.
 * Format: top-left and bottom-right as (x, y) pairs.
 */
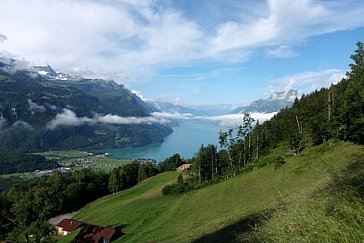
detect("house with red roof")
(72, 224), (122, 243)
(176, 163), (191, 172)
(55, 218), (122, 242)
(55, 219), (83, 236)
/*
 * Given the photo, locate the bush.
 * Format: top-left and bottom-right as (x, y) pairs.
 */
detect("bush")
(274, 156), (286, 170)
(162, 174), (192, 196)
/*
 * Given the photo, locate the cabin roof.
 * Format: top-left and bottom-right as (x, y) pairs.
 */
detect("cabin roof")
(72, 224), (121, 243)
(56, 219), (83, 232)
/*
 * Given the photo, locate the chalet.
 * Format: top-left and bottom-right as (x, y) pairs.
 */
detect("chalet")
(55, 219), (83, 236)
(176, 163), (191, 172)
(72, 224), (122, 243)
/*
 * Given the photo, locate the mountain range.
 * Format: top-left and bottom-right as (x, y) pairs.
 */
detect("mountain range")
(148, 90), (299, 117)
(0, 58), (172, 152)
(231, 89), (299, 114)
(0, 56), (301, 152)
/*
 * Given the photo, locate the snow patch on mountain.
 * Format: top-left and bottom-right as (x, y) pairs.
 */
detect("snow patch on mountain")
(34, 64), (82, 81)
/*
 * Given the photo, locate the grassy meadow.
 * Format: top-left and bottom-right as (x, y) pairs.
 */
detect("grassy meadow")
(69, 141), (364, 242)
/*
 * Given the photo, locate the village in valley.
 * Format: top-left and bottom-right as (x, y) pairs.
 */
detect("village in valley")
(36, 151), (130, 174)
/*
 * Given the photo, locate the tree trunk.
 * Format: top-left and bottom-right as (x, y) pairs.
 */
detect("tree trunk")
(256, 134), (259, 159)
(295, 115), (301, 134)
(227, 149), (233, 171)
(211, 150), (214, 180)
(248, 135), (251, 159)
(328, 91), (331, 121)
(198, 154), (201, 183)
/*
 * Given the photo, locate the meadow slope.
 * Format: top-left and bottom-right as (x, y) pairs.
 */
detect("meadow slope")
(73, 141), (364, 242)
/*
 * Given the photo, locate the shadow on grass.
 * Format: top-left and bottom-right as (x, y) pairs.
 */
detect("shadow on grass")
(192, 211), (273, 243)
(103, 223), (128, 242)
(107, 223), (129, 232)
(343, 154), (364, 196)
(194, 153), (364, 243)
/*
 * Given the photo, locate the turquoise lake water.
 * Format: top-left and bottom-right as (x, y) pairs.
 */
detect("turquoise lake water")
(95, 120), (225, 162)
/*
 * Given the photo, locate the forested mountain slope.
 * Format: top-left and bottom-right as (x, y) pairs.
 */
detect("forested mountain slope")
(237, 41), (363, 162)
(0, 60), (172, 152)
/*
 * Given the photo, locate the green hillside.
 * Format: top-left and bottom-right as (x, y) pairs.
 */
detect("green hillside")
(73, 141), (364, 242)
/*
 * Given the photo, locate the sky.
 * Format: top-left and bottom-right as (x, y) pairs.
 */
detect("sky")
(0, 0), (364, 106)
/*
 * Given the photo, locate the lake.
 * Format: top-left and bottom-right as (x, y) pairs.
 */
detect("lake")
(95, 120), (226, 162)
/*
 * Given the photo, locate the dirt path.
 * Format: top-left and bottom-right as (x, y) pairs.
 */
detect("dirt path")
(48, 211), (78, 225)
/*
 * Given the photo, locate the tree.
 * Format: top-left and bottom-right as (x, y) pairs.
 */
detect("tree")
(347, 41), (364, 78)
(340, 41), (364, 143)
(158, 154), (184, 172)
(138, 162), (158, 183)
(0, 193), (14, 239)
(108, 168), (120, 193)
(27, 221), (56, 243)
(242, 113), (255, 163)
(218, 130), (233, 170)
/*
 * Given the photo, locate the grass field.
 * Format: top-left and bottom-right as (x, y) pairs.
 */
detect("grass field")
(71, 141), (364, 242)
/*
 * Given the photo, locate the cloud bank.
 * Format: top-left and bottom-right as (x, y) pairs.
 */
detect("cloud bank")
(47, 108), (277, 130)
(207, 112), (277, 127)
(0, 0), (363, 79)
(266, 69), (346, 96)
(46, 109), (168, 129)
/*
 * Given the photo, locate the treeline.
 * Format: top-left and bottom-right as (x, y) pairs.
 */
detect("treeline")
(108, 161), (159, 193)
(243, 41), (363, 154)
(164, 41), (364, 193)
(0, 153), (59, 174)
(0, 169), (110, 241)
(108, 155), (185, 193)
(0, 158), (174, 241)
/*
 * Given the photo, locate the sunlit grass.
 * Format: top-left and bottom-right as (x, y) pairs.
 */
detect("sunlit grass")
(70, 141), (363, 242)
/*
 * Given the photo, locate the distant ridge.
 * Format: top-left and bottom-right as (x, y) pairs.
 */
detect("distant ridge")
(231, 89), (299, 114)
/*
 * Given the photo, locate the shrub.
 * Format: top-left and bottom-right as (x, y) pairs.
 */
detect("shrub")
(274, 156), (286, 169)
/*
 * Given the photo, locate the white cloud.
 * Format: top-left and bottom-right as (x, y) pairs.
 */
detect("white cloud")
(97, 114), (166, 125)
(151, 111), (194, 120)
(149, 111), (276, 127)
(47, 109), (95, 129)
(265, 45), (299, 58)
(131, 89), (154, 102)
(209, 0), (328, 53)
(27, 99), (46, 112)
(47, 108), (169, 129)
(264, 69), (346, 98)
(206, 112), (277, 127)
(149, 110), (276, 127)
(46, 104), (57, 110)
(269, 69), (346, 94)
(0, 54), (34, 74)
(0, 0), (203, 79)
(0, 0), (363, 80)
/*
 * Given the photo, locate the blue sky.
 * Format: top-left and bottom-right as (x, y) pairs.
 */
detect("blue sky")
(0, 0), (364, 105)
